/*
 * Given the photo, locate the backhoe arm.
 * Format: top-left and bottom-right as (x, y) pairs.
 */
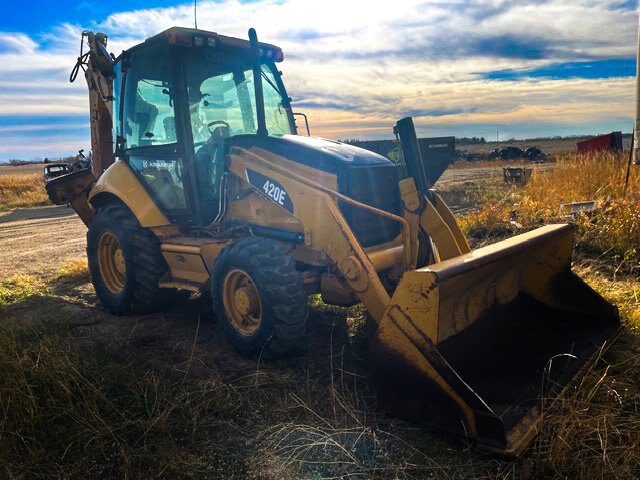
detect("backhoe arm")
(45, 32), (115, 224)
(70, 31), (115, 177)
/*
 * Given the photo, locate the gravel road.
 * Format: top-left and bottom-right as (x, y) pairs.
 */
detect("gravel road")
(0, 206), (86, 280)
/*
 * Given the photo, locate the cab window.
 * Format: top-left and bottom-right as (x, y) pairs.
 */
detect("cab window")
(121, 44), (189, 216)
(124, 77), (177, 148)
(122, 43), (178, 149)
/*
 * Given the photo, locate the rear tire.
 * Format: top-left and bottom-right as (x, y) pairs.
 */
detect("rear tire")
(211, 237), (308, 358)
(87, 203), (173, 315)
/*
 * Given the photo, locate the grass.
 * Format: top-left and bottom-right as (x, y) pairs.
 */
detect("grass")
(0, 263), (637, 479)
(437, 177), (509, 211)
(0, 318), (230, 478)
(0, 156), (639, 478)
(0, 173), (50, 210)
(458, 152), (640, 276)
(0, 281), (455, 479)
(0, 274), (47, 304)
(54, 258), (90, 283)
(0, 260), (89, 306)
(526, 329), (639, 479)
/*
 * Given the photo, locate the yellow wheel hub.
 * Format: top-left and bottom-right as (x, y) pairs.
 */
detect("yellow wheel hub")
(97, 231), (126, 294)
(222, 269), (262, 336)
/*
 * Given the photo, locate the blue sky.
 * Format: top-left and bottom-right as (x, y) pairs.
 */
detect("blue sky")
(0, 0), (637, 160)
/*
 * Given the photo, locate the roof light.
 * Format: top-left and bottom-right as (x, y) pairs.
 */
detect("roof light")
(208, 37), (216, 47)
(275, 49), (284, 62)
(194, 36), (204, 46)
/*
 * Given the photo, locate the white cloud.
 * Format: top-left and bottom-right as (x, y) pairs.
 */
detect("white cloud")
(0, 0), (637, 159)
(0, 32), (38, 54)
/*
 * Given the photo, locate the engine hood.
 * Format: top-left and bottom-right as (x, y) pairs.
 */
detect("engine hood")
(227, 134), (393, 175)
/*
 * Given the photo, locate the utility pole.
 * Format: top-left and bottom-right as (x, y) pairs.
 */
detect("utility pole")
(634, 8), (640, 164)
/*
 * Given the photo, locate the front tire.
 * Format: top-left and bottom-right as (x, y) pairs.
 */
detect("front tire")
(211, 237), (308, 358)
(87, 203), (172, 315)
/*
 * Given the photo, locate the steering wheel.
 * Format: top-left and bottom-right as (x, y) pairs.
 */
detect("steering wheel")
(207, 120), (230, 135)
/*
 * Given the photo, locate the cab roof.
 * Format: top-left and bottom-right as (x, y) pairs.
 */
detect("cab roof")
(132, 26), (284, 62)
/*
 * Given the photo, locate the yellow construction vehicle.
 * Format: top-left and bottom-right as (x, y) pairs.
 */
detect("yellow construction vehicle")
(46, 27), (620, 455)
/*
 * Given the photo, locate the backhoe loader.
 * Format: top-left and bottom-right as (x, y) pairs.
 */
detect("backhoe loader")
(46, 27), (620, 455)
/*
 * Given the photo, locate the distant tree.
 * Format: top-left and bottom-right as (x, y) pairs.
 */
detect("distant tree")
(44, 158), (50, 164)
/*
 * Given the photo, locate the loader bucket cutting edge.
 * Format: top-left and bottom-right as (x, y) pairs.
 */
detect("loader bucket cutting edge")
(370, 223), (620, 455)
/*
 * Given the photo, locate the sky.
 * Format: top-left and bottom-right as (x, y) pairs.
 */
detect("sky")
(0, 0), (638, 161)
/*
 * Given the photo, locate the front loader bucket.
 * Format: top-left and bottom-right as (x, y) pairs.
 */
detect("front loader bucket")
(370, 224), (620, 455)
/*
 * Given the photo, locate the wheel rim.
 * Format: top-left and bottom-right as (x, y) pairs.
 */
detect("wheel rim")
(97, 231), (126, 294)
(222, 268), (262, 336)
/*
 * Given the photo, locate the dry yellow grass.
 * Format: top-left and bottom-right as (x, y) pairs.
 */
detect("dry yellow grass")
(460, 152), (640, 275)
(0, 173), (49, 210)
(55, 258), (89, 280)
(0, 163), (46, 176)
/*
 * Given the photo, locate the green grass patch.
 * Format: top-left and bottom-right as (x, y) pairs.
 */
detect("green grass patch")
(0, 274), (47, 304)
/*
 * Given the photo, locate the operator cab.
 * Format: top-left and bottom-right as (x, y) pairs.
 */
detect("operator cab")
(112, 27), (294, 224)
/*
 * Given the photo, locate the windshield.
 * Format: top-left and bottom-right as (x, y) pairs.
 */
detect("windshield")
(186, 60), (292, 144)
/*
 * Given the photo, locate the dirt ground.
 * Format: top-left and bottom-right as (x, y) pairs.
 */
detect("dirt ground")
(436, 163), (553, 187)
(0, 206), (85, 280)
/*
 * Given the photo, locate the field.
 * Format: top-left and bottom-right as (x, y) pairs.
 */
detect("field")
(0, 163), (48, 175)
(0, 153), (638, 479)
(0, 163), (50, 211)
(458, 138), (584, 155)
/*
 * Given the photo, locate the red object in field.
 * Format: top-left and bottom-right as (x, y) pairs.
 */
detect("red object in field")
(577, 132), (623, 154)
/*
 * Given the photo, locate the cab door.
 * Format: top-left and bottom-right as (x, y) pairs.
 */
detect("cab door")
(119, 43), (198, 225)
